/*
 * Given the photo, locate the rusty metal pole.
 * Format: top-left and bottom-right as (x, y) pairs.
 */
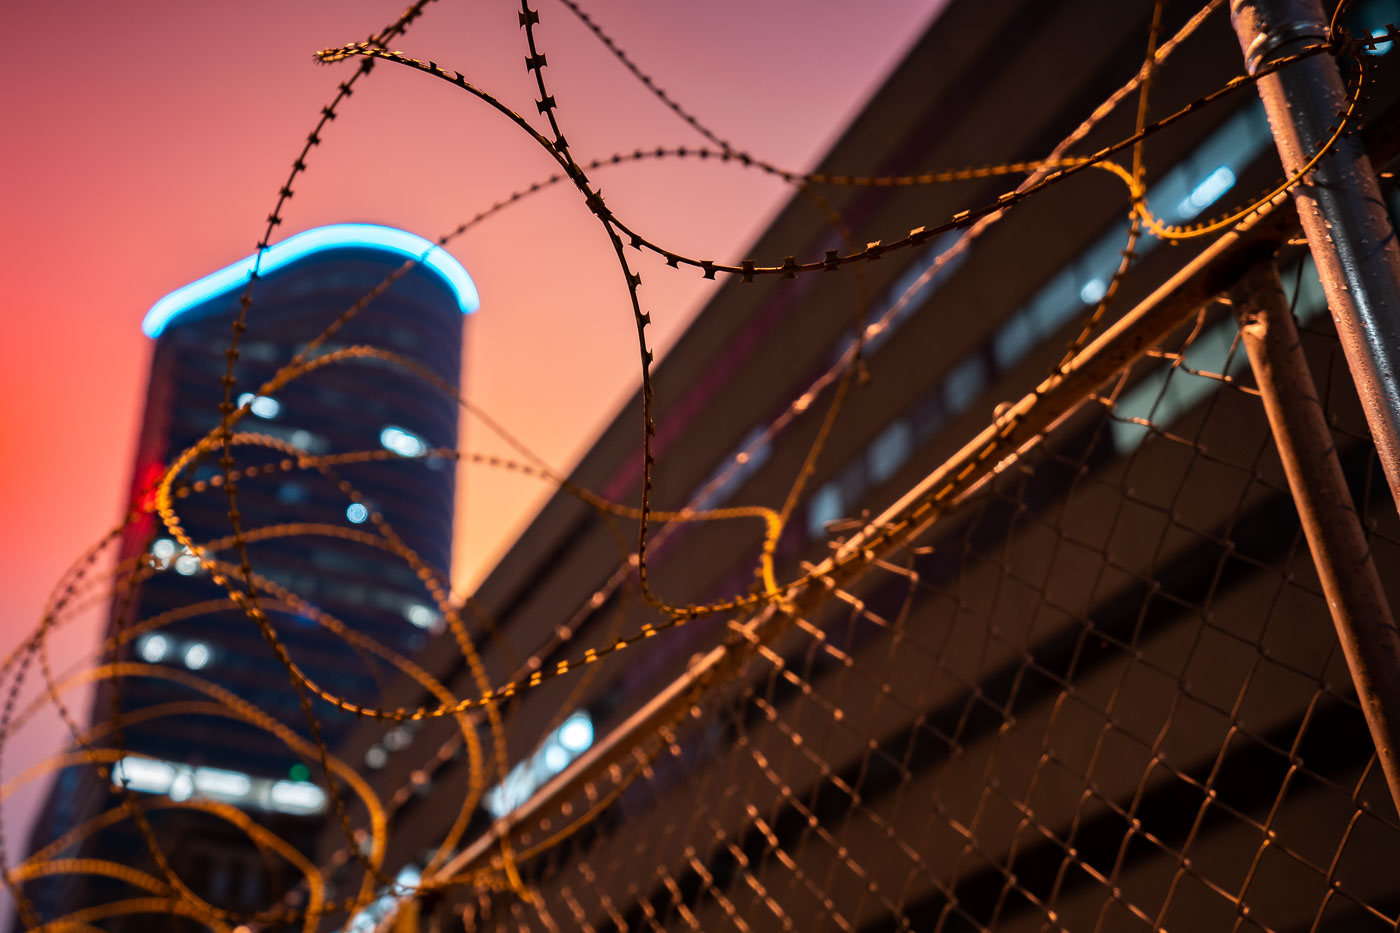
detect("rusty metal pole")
(1231, 0), (1400, 514)
(1231, 258), (1400, 814)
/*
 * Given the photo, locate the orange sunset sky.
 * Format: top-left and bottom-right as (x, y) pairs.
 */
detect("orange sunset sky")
(0, 0), (946, 863)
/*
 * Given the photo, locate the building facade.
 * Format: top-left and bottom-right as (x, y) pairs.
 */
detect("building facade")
(20, 223), (477, 926)
(321, 1), (1400, 930)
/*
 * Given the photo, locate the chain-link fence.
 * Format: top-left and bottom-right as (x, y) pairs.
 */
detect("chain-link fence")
(438, 244), (1400, 933)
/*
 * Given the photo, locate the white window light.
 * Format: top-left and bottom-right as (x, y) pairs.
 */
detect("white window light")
(173, 550), (201, 576)
(379, 426), (426, 458)
(151, 538), (177, 562)
(269, 779), (327, 814)
(168, 771), (195, 802)
(183, 642), (211, 671)
(112, 756), (177, 794)
(484, 768), (535, 819)
(193, 767), (253, 800)
(1177, 165), (1236, 220)
(111, 755), (327, 815)
(484, 712), (594, 819)
(138, 634), (170, 664)
(1371, 26), (1394, 55)
(345, 864), (425, 933)
(1079, 278), (1108, 305)
(290, 429), (314, 450)
(236, 392), (280, 419)
(346, 502), (370, 524)
(558, 712), (594, 753)
(364, 746), (388, 770)
(395, 865), (422, 893)
(404, 603), (437, 629)
(543, 744), (569, 773)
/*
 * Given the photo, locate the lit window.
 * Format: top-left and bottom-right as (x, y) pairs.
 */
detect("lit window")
(183, 642), (211, 670)
(168, 771), (195, 802)
(380, 426), (426, 458)
(993, 310), (1038, 371)
(807, 484), (844, 539)
(236, 393), (280, 419)
(269, 779), (326, 814)
(194, 767), (252, 800)
(484, 712), (594, 819)
(346, 503), (369, 524)
(151, 538), (177, 562)
(173, 552), (201, 576)
(111, 755), (327, 815)
(1371, 26), (1394, 55)
(290, 429), (314, 450)
(1079, 278), (1108, 305)
(138, 634), (169, 664)
(1110, 318), (1244, 454)
(1177, 166), (1236, 220)
(867, 419), (913, 485)
(543, 744), (569, 773)
(943, 356), (988, 416)
(690, 426), (772, 512)
(395, 865), (421, 893)
(364, 746), (388, 770)
(558, 712), (593, 753)
(277, 482), (308, 505)
(113, 756), (177, 794)
(404, 603), (437, 629)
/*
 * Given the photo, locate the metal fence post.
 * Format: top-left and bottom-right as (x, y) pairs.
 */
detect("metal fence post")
(1230, 257), (1400, 815)
(1231, 0), (1400, 515)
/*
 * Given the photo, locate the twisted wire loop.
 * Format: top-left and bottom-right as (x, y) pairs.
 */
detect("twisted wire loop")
(9, 0), (1400, 928)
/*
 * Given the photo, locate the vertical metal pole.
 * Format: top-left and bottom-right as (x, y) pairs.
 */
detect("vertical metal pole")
(1231, 258), (1400, 815)
(1231, 0), (1400, 514)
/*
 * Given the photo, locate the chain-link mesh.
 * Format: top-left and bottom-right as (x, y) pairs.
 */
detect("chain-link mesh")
(446, 252), (1400, 933)
(12, 0), (1400, 927)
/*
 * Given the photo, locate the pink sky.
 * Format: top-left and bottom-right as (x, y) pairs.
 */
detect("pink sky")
(0, 0), (945, 867)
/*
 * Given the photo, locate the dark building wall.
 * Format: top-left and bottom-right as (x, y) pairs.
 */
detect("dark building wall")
(321, 0), (1400, 929)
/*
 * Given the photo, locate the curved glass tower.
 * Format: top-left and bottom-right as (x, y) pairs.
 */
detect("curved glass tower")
(23, 224), (476, 924)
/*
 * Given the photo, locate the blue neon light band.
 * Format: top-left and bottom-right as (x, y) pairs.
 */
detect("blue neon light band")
(141, 223), (480, 338)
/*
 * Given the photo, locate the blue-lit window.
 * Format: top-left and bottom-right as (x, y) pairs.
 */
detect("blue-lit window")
(993, 311), (1039, 370)
(380, 426), (427, 458)
(691, 426), (772, 512)
(867, 419), (913, 485)
(943, 356), (988, 416)
(1026, 270), (1083, 338)
(277, 482), (308, 505)
(1109, 319), (1243, 454)
(1177, 166), (1236, 220)
(484, 712), (594, 819)
(807, 484), (844, 539)
(236, 393), (280, 419)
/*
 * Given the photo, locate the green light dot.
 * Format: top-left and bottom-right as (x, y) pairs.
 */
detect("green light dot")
(289, 763), (310, 782)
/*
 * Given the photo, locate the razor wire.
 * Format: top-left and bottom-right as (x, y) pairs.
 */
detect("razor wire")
(4, 0), (1400, 930)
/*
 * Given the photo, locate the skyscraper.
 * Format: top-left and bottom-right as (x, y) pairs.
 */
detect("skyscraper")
(21, 223), (477, 924)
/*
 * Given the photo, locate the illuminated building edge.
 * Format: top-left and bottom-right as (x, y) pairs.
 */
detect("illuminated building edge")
(141, 222), (480, 338)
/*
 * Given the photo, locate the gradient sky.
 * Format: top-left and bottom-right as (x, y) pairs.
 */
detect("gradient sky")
(0, 0), (946, 865)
